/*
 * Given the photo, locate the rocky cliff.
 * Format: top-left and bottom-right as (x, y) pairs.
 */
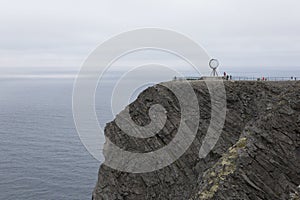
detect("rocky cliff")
(93, 81), (300, 200)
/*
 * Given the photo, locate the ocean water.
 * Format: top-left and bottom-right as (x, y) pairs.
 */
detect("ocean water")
(1, 67), (299, 200)
(0, 78), (101, 200)
(0, 69), (146, 200)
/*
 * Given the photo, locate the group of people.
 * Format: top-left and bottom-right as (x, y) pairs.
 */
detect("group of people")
(261, 77), (267, 81)
(291, 77), (297, 81)
(223, 72), (232, 80)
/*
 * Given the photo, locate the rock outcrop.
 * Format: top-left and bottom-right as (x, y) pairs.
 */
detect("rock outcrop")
(93, 81), (300, 200)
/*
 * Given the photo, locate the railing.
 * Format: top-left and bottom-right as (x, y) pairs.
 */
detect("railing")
(173, 76), (300, 81)
(233, 76), (300, 81)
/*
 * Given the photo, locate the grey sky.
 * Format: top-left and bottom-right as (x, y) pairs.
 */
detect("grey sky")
(1, 0), (299, 70)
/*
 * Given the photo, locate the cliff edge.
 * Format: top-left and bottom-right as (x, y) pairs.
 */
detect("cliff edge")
(93, 81), (300, 200)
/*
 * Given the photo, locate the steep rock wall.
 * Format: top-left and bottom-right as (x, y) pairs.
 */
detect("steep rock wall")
(93, 81), (300, 200)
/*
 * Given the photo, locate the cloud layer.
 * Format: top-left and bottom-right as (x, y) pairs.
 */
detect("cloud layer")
(1, 0), (299, 69)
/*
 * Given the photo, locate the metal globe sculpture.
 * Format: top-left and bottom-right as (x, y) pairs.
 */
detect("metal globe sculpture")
(209, 59), (219, 76)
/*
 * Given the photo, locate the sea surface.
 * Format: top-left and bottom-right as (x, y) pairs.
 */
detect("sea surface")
(0, 67), (299, 200)
(0, 78), (100, 200)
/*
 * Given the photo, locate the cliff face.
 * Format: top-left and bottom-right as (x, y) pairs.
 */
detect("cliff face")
(93, 81), (300, 200)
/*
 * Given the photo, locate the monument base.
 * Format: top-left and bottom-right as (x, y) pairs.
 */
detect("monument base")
(200, 76), (224, 81)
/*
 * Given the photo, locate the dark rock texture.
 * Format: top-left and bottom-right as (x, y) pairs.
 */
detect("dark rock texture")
(93, 81), (300, 200)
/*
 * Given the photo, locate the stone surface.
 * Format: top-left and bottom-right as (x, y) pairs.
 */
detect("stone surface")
(93, 81), (300, 200)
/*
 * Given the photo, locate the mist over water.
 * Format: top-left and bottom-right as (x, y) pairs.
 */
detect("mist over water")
(1, 65), (299, 79)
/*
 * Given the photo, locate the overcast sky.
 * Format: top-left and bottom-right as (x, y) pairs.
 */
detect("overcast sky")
(1, 0), (300, 71)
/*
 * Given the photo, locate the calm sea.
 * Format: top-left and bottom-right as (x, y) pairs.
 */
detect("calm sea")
(0, 78), (100, 200)
(0, 67), (299, 199)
